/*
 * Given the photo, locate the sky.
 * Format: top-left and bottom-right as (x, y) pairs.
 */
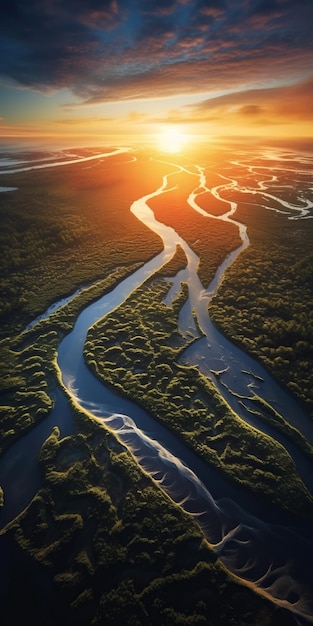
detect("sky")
(1, 0), (313, 148)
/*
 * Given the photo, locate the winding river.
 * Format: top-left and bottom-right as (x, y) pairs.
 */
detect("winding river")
(1, 148), (313, 625)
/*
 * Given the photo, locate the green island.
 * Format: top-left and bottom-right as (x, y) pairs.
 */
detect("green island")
(0, 150), (312, 624)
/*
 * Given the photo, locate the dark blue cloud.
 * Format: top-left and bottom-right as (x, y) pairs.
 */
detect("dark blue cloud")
(0, 0), (312, 102)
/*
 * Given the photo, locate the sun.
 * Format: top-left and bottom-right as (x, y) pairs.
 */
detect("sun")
(157, 126), (189, 153)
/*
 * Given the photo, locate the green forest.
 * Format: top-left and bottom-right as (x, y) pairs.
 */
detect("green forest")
(84, 260), (313, 516)
(208, 195), (313, 417)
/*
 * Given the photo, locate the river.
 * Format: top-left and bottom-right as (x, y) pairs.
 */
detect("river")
(1, 147), (313, 624)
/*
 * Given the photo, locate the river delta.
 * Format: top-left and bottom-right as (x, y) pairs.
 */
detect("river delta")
(0, 143), (313, 625)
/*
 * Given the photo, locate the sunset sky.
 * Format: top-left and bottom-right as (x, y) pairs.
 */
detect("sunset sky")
(1, 0), (313, 147)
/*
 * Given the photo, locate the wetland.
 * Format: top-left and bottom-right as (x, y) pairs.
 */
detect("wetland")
(0, 143), (313, 625)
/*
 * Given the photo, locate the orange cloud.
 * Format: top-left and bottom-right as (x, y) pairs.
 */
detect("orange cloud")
(173, 77), (313, 132)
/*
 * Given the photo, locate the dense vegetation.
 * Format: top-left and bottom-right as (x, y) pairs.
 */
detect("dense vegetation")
(84, 266), (313, 517)
(1, 148), (312, 624)
(158, 152), (313, 419)
(0, 153), (166, 338)
(2, 409), (288, 626)
(208, 193), (313, 417)
(0, 253), (284, 625)
(0, 264), (139, 455)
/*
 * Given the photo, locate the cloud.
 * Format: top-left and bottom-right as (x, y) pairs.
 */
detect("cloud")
(54, 116), (113, 125)
(176, 77), (313, 128)
(240, 105), (265, 116)
(0, 0), (312, 104)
